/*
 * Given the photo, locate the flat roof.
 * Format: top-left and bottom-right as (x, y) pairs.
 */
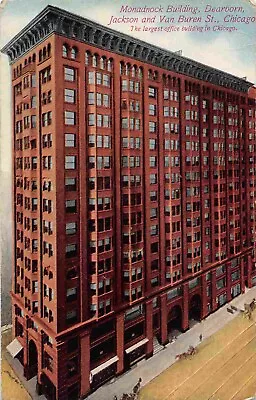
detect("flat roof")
(1, 5), (253, 92)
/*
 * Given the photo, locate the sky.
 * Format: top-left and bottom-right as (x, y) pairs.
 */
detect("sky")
(0, 0), (255, 173)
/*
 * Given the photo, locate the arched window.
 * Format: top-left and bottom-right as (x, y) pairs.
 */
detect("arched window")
(47, 43), (51, 57)
(85, 51), (91, 65)
(32, 53), (36, 63)
(99, 57), (105, 70)
(120, 61), (125, 75)
(24, 59), (27, 66)
(39, 50), (42, 62)
(107, 59), (113, 72)
(92, 54), (98, 67)
(131, 66), (136, 78)
(71, 47), (78, 60)
(28, 57), (31, 64)
(43, 47), (47, 59)
(138, 67), (143, 79)
(62, 44), (68, 58)
(125, 63), (130, 76)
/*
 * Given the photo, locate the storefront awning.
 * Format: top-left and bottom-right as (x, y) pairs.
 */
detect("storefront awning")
(125, 337), (149, 354)
(90, 355), (119, 376)
(6, 338), (23, 358)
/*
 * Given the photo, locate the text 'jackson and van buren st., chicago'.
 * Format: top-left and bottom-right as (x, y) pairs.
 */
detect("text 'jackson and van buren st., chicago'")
(108, 4), (256, 27)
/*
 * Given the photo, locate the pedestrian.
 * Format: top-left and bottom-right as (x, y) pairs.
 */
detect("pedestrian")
(199, 333), (203, 342)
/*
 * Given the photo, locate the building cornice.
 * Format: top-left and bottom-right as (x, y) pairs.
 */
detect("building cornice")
(1, 5), (253, 93)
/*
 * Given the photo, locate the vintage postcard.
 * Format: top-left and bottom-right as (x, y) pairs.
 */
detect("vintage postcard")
(0, 0), (256, 399)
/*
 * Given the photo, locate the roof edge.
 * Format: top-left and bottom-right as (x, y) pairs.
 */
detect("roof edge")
(1, 5), (254, 92)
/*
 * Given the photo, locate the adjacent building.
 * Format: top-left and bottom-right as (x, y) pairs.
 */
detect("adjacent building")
(2, 5), (256, 400)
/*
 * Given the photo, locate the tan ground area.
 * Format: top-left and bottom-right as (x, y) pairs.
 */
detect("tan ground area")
(139, 311), (256, 400)
(1, 330), (31, 400)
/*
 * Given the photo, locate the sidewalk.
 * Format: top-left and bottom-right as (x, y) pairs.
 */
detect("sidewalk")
(2, 328), (46, 400)
(87, 286), (256, 400)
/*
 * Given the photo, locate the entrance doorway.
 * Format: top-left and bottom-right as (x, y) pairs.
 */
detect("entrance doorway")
(28, 340), (38, 380)
(189, 294), (201, 322)
(167, 305), (182, 340)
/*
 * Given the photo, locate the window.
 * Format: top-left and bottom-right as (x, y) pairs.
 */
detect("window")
(66, 287), (77, 302)
(103, 74), (110, 87)
(151, 225), (158, 236)
(97, 156), (111, 169)
(42, 91), (51, 105)
(96, 93), (102, 106)
(96, 72), (102, 85)
(150, 208), (157, 219)
(231, 270), (240, 282)
(31, 74), (36, 87)
(149, 104), (156, 115)
(32, 280), (38, 293)
(65, 178), (77, 191)
(97, 114), (111, 127)
(93, 237), (112, 253)
(22, 76), (29, 89)
(88, 198), (96, 211)
(64, 67), (75, 81)
(65, 134), (76, 147)
(149, 121), (157, 133)
(43, 156), (52, 170)
(88, 71), (95, 84)
(66, 244), (78, 258)
(66, 222), (77, 235)
(150, 156), (157, 167)
(97, 176), (111, 190)
(122, 80), (128, 91)
(92, 135), (111, 148)
(65, 111), (76, 125)
(42, 133), (52, 148)
(66, 309), (77, 323)
(65, 156), (76, 170)
(65, 89), (76, 103)
(149, 139), (157, 150)
(149, 87), (157, 98)
(31, 96), (36, 108)
(124, 305), (144, 321)
(150, 174), (157, 184)
(103, 94), (110, 107)
(88, 92), (95, 105)
(71, 47), (78, 60)
(151, 277), (159, 287)
(167, 286), (182, 300)
(151, 242), (158, 253)
(32, 198), (38, 211)
(88, 113), (95, 126)
(63, 44), (68, 57)
(216, 265), (226, 277)
(216, 277), (226, 290)
(66, 200), (77, 213)
(42, 112), (52, 127)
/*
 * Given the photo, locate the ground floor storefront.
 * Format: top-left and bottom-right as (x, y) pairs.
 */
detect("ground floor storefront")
(8, 253), (256, 399)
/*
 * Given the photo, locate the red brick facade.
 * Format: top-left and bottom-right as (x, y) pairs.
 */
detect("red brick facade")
(2, 6), (256, 400)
